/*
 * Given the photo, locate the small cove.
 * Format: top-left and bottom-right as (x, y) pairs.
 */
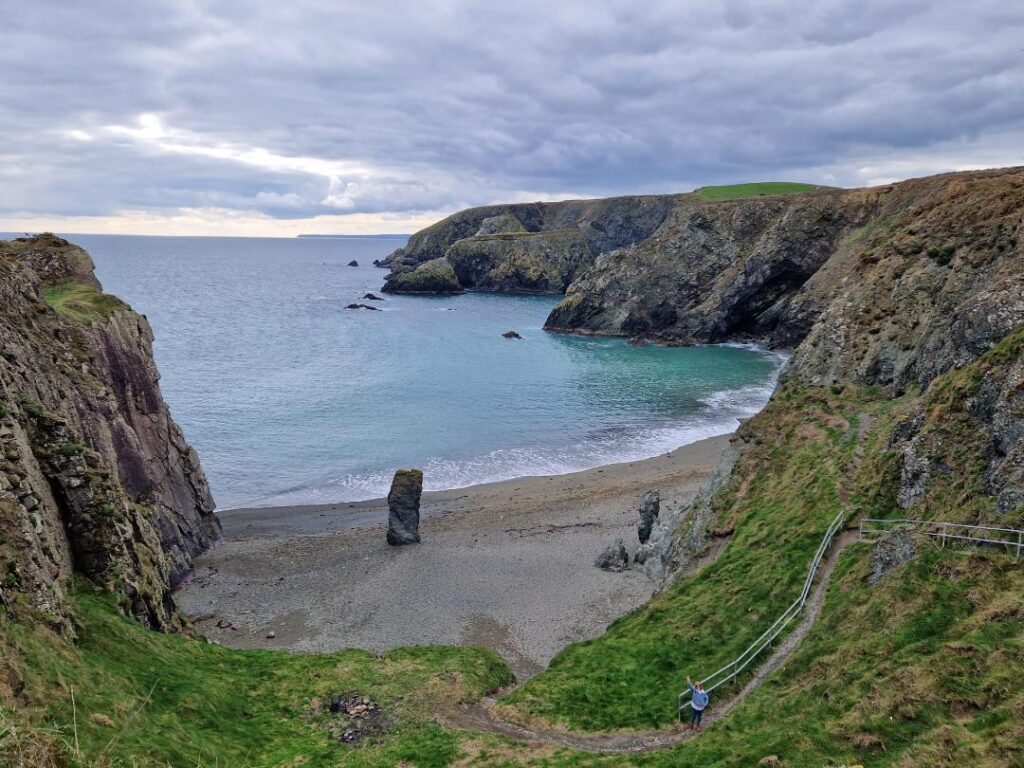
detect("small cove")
(76, 234), (785, 510)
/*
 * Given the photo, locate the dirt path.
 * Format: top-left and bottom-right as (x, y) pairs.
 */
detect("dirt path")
(444, 529), (859, 754)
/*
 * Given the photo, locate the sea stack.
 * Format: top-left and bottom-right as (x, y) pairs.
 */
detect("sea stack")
(637, 489), (660, 544)
(386, 469), (423, 545)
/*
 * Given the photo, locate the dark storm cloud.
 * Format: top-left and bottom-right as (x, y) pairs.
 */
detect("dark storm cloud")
(2, 0), (1022, 226)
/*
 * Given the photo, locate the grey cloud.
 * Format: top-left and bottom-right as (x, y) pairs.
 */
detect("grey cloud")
(1, 0), (1022, 225)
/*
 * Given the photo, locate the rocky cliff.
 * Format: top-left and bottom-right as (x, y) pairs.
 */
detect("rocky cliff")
(651, 167), (1024, 580)
(0, 234), (220, 633)
(380, 194), (677, 294)
(384, 168), (1024, 358)
(390, 167), (1023, 583)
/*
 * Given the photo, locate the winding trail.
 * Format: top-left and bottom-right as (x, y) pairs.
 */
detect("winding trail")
(444, 529), (859, 754)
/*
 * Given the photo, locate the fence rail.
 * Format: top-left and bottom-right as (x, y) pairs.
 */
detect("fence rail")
(859, 518), (1023, 561)
(677, 510), (846, 721)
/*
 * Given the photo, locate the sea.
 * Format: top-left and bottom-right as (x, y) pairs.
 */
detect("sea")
(58, 234), (785, 510)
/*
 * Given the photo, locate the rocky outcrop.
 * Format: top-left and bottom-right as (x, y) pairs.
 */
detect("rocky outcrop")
(382, 257), (462, 294)
(637, 490), (659, 544)
(386, 469), (423, 545)
(380, 195), (677, 273)
(445, 230), (591, 294)
(594, 539), (629, 571)
(378, 194), (678, 294)
(869, 530), (918, 584)
(0, 235), (220, 632)
(476, 214), (526, 236)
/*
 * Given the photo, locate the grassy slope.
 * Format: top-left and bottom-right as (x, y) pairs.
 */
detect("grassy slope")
(498, 384), (891, 732)
(0, 591), (511, 767)
(694, 182), (826, 200)
(42, 282), (127, 324)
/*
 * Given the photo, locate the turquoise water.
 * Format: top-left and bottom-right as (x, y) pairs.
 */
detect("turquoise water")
(68, 235), (784, 509)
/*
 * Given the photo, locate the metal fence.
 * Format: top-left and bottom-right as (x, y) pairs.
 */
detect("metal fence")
(677, 510), (846, 721)
(859, 518), (1023, 561)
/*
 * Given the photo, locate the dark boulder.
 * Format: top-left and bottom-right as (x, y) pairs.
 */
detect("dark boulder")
(347, 260), (359, 267)
(362, 293), (384, 301)
(345, 303), (381, 311)
(502, 330), (523, 339)
(386, 469), (423, 545)
(637, 489), (660, 544)
(594, 539), (629, 571)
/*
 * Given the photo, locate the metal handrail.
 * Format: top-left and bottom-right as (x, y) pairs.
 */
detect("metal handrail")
(678, 510), (845, 720)
(859, 518), (1023, 561)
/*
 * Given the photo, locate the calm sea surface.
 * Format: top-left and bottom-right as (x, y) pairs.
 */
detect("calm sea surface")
(62, 235), (784, 509)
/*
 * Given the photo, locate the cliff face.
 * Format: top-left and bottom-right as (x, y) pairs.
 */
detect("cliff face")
(651, 168), (1024, 580)
(380, 194), (678, 294)
(386, 168), (1024, 359)
(0, 234), (220, 632)
(390, 168), (1023, 585)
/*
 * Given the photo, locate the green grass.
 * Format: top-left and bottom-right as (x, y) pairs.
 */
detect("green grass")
(1, 590), (511, 767)
(42, 282), (127, 324)
(498, 385), (880, 732)
(694, 182), (828, 201)
(468, 547), (1024, 768)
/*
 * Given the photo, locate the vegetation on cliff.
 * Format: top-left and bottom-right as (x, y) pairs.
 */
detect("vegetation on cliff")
(43, 282), (127, 324)
(0, 590), (510, 767)
(693, 181), (827, 200)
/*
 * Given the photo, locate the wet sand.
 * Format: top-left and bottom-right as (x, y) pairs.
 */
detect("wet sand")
(175, 433), (731, 679)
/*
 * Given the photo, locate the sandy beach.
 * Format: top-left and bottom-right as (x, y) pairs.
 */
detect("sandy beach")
(175, 433), (730, 679)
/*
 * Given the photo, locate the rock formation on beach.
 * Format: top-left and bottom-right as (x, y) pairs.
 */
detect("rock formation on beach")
(636, 489), (660, 544)
(386, 468), (423, 545)
(594, 539), (629, 571)
(0, 234), (220, 632)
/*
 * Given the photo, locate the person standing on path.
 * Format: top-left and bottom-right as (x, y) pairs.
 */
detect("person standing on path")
(686, 675), (709, 731)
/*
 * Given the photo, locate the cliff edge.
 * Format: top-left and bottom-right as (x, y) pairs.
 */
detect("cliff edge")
(0, 234), (220, 632)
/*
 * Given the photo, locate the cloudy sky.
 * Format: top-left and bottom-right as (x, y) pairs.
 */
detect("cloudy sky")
(2, 1), (1022, 236)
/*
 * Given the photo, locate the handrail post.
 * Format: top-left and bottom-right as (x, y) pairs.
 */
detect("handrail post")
(1018, 530), (1022, 562)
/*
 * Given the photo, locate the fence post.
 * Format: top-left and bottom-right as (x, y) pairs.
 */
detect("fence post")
(1017, 530), (1022, 562)
(941, 522), (947, 548)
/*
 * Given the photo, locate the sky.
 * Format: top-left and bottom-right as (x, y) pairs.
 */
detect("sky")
(1, 1), (1023, 237)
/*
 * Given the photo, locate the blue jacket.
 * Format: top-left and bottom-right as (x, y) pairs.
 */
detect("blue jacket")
(689, 684), (709, 710)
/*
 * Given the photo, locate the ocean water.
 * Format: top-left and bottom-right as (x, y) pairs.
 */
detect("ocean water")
(64, 234), (785, 510)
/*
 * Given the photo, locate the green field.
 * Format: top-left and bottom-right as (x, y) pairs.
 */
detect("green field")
(694, 182), (828, 200)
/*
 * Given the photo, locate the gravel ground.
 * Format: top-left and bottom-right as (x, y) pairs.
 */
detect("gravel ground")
(175, 434), (730, 680)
